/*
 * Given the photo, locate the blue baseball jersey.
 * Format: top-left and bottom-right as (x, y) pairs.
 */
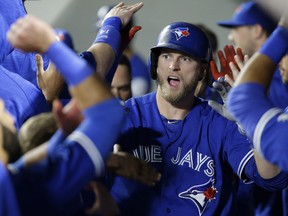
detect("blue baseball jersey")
(0, 0), (26, 63)
(269, 68), (288, 109)
(110, 92), (288, 215)
(0, 162), (21, 216)
(228, 83), (288, 172)
(10, 98), (125, 215)
(0, 65), (50, 129)
(2, 50), (50, 86)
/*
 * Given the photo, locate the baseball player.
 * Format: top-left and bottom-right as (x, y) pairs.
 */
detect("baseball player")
(227, 13), (288, 175)
(5, 2), (144, 215)
(0, 13), (50, 129)
(110, 22), (288, 215)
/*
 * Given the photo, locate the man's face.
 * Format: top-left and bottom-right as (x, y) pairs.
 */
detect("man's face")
(111, 64), (132, 101)
(228, 26), (256, 56)
(279, 55), (288, 84)
(156, 48), (202, 104)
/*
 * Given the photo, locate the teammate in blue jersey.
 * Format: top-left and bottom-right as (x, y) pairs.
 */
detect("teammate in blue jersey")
(0, 12), (50, 130)
(110, 21), (288, 216)
(96, 4), (152, 96)
(227, 13), (288, 175)
(0, 99), (21, 216)
(5, 2), (145, 215)
(0, 66), (50, 130)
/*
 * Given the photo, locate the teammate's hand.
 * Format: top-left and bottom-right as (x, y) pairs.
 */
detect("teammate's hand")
(121, 25), (142, 51)
(210, 45), (244, 81)
(36, 54), (64, 103)
(52, 99), (83, 136)
(84, 181), (120, 216)
(208, 78), (235, 121)
(107, 151), (161, 186)
(102, 2), (144, 28)
(226, 53), (249, 86)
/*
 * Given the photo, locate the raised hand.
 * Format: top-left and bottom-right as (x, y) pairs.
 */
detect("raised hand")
(101, 2), (144, 28)
(36, 54), (64, 103)
(52, 99), (83, 136)
(7, 15), (57, 53)
(84, 181), (120, 216)
(226, 54), (249, 86)
(208, 78), (235, 121)
(210, 45), (244, 81)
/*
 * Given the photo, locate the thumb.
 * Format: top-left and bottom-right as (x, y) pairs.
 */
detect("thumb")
(210, 60), (221, 81)
(208, 100), (224, 116)
(35, 54), (44, 74)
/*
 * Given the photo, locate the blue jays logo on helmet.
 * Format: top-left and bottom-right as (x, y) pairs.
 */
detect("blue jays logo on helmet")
(178, 178), (217, 215)
(149, 22), (211, 80)
(170, 27), (190, 40)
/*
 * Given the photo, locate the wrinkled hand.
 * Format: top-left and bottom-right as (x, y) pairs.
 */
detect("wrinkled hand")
(102, 2), (144, 28)
(107, 151), (161, 186)
(210, 45), (244, 81)
(84, 181), (120, 216)
(52, 99), (83, 136)
(7, 15), (57, 53)
(208, 78), (235, 121)
(36, 54), (64, 103)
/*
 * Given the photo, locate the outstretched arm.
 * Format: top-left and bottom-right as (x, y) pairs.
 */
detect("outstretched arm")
(227, 14), (288, 175)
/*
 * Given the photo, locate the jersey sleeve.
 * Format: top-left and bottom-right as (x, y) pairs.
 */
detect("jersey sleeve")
(228, 83), (288, 184)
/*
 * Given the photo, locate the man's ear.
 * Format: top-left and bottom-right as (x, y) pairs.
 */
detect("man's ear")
(198, 63), (208, 81)
(253, 24), (266, 39)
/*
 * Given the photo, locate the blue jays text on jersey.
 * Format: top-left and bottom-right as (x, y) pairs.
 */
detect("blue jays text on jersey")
(110, 92), (288, 216)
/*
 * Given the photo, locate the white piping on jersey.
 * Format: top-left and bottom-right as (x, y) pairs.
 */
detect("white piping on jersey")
(68, 131), (104, 177)
(237, 149), (254, 183)
(253, 108), (282, 158)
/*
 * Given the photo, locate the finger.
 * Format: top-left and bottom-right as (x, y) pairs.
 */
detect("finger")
(236, 47), (244, 62)
(35, 54), (44, 74)
(52, 99), (65, 126)
(234, 55), (244, 69)
(128, 26), (142, 41)
(229, 62), (240, 82)
(225, 45), (235, 63)
(225, 74), (234, 87)
(115, 2), (125, 8)
(113, 144), (121, 153)
(244, 55), (250, 64)
(129, 2), (144, 13)
(210, 60), (222, 80)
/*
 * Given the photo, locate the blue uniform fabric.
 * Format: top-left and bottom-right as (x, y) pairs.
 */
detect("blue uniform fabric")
(0, 0), (26, 63)
(269, 68), (288, 109)
(0, 65), (50, 129)
(2, 50), (50, 86)
(0, 162), (21, 216)
(110, 92), (288, 215)
(130, 53), (151, 93)
(228, 83), (288, 172)
(10, 98), (125, 215)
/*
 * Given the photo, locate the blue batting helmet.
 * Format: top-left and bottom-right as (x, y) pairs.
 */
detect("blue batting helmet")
(149, 22), (211, 80)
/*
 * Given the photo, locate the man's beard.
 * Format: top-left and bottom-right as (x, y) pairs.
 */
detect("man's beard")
(157, 75), (196, 105)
